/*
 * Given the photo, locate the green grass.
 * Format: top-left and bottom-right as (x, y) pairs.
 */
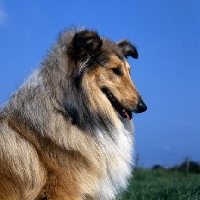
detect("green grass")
(117, 169), (200, 200)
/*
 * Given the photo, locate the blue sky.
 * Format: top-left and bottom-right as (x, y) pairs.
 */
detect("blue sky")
(0, 0), (199, 168)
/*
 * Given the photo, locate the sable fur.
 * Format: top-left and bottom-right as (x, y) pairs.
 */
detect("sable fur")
(0, 28), (146, 200)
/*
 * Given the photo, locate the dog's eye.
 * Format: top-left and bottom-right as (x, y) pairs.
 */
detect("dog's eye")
(112, 68), (122, 76)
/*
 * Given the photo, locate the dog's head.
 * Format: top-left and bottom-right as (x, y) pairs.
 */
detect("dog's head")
(69, 30), (146, 116)
(59, 29), (147, 130)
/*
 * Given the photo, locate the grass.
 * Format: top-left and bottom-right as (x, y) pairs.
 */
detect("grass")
(117, 169), (200, 200)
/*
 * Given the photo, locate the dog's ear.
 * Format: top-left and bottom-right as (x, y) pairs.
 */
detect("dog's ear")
(73, 30), (102, 60)
(117, 40), (138, 59)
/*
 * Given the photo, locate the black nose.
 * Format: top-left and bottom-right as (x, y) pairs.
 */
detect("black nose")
(135, 99), (147, 113)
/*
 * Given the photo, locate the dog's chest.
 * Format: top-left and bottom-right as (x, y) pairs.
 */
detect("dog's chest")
(96, 123), (134, 199)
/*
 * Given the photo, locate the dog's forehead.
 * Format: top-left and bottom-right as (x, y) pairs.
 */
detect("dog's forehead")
(101, 38), (124, 60)
(100, 38), (131, 69)
(109, 55), (122, 66)
(108, 55), (131, 70)
(125, 61), (131, 70)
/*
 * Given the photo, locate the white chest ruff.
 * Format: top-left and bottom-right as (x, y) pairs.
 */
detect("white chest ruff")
(97, 118), (134, 200)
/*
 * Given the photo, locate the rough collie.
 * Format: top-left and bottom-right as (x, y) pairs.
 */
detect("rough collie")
(0, 29), (147, 200)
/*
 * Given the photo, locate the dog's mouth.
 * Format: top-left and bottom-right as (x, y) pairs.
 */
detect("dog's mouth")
(102, 88), (132, 120)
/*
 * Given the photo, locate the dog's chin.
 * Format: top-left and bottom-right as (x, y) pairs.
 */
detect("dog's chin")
(102, 88), (132, 120)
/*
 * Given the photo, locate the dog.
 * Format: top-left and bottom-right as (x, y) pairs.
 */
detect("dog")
(0, 28), (147, 200)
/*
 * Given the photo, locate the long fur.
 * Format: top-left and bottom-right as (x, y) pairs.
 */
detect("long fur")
(0, 28), (146, 200)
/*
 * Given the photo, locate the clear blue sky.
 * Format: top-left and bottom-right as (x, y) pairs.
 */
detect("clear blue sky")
(0, 0), (199, 168)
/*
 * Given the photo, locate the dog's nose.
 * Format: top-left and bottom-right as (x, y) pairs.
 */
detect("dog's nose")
(135, 99), (147, 113)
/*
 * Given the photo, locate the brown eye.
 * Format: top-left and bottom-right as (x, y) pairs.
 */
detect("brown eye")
(112, 68), (122, 76)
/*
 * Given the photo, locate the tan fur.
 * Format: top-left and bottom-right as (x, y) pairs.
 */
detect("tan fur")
(0, 29), (146, 199)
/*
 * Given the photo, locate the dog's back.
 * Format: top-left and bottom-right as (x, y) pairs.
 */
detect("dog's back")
(0, 29), (146, 200)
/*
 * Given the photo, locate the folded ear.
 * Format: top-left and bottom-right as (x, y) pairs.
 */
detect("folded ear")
(117, 39), (138, 59)
(73, 30), (102, 60)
